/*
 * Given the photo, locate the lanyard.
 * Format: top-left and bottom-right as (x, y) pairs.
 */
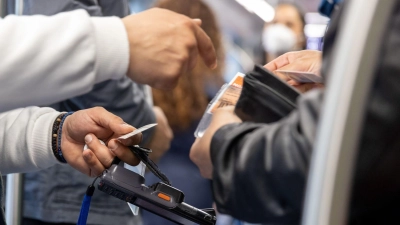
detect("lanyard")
(76, 145), (169, 225)
(77, 178), (97, 225)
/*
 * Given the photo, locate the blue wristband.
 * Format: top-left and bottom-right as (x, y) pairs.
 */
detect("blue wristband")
(57, 112), (74, 163)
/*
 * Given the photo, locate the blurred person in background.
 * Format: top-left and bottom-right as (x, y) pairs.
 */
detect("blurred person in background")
(262, 3), (306, 63)
(142, 0), (225, 224)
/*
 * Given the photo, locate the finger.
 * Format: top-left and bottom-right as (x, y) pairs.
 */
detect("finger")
(264, 53), (291, 71)
(90, 107), (135, 136)
(273, 71), (290, 82)
(287, 79), (302, 86)
(117, 133), (143, 146)
(193, 25), (217, 69)
(108, 139), (140, 166)
(292, 84), (316, 93)
(187, 42), (199, 71)
(85, 134), (114, 168)
(105, 131), (143, 146)
(82, 149), (106, 177)
(192, 18), (202, 26)
(217, 105), (235, 113)
(189, 138), (201, 164)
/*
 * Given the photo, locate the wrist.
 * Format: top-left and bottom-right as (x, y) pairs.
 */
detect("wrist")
(52, 112), (74, 163)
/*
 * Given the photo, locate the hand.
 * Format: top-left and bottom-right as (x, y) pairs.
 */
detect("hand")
(122, 8), (217, 90)
(61, 107), (142, 177)
(265, 50), (324, 93)
(190, 106), (242, 179)
(144, 106), (173, 163)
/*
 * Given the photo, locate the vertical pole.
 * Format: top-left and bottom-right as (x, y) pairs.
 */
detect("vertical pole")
(14, 0), (22, 15)
(5, 175), (23, 225)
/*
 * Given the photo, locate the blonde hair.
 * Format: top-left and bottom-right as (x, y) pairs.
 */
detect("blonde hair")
(152, 0), (225, 131)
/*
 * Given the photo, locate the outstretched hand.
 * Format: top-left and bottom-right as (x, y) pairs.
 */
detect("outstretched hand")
(265, 50), (324, 93)
(61, 107), (142, 177)
(122, 8), (217, 90)
(190, 106), (242, 179)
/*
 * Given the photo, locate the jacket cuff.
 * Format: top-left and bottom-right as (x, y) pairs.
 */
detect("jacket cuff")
(210, 123), (262, 166)
(91, 16), (129, 82)
(31, 111), (63, 169)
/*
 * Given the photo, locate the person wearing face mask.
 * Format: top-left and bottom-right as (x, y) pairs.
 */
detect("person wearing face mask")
(262, 3), (306, 63)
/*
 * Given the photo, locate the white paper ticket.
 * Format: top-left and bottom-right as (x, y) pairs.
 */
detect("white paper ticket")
(118, 123), (158, 140)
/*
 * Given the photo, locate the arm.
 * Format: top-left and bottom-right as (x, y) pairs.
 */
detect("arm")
(190, 90), (322, 223)
(0, 106), (141, 176)
(210, 91), (322, 223)
(0, 10), (128, 113)
(0, 107), (60, 174)
(0, 8), (217, 113)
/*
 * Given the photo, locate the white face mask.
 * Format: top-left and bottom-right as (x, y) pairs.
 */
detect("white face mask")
(262, 23), (297, 56)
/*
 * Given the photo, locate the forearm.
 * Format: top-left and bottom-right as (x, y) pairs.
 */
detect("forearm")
(0, 107), (60, 174)
(0, 10), (129, 112)
(210, 90), (323, 223)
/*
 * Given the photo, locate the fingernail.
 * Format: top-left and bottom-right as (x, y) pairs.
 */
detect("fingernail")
(108, 141), (118, 151)
(85, 134), (92, 143)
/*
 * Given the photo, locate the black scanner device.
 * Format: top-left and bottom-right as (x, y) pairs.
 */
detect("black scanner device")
(97, 146), (217, 225)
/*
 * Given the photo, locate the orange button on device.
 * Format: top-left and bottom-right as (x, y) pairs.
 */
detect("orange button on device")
(157, 193), (171, 201)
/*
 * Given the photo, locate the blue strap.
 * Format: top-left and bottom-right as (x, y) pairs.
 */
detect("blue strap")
(319, 0), (343, 18)
(77, 185), (95, 225)
(233, 219), (243, 225)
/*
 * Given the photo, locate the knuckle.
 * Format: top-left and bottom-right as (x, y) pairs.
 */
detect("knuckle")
(176, 52), (190, 64)
(167, 64), (182, 78)
(185, 38), (197, 49)
(114, 115), (124, 123)
(189, 150), (197, 162)
(181, 18), (194, 29)
(94, 106), (105, 111)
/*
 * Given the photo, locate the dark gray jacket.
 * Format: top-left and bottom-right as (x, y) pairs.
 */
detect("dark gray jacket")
(210, 2), (400, 225)
(11, 1), (154, 224)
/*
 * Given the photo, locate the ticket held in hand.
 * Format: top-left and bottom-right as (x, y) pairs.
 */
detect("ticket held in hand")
(83, 123), (157, 216)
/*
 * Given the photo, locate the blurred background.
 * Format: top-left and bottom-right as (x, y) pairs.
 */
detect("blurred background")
(129, 0), (329, 81)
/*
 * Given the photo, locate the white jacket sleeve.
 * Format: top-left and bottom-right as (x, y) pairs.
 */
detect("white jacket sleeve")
(0, 107), (61, 174)
(0, 10), (129, 113)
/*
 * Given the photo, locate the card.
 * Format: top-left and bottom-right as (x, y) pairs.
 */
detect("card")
(275, 70), (323, 83)
(207, 72), (245, 114)
(118, 123), (158, 140)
